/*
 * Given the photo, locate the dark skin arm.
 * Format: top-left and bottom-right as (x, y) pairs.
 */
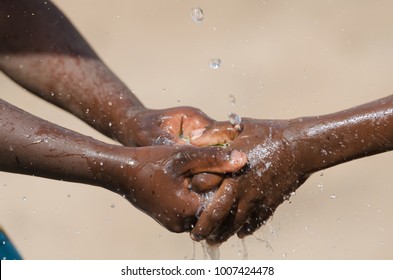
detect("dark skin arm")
(0, 0), (228, 147)
(0, 98), (247, 233)
(190, 95), (393, 244)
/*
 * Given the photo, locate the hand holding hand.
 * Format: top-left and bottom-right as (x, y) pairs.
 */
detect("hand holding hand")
(125, 107), (239, 147)
(103, 145), (247, 233)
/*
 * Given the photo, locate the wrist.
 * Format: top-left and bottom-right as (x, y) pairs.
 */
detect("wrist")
(92, 145), (139, 194)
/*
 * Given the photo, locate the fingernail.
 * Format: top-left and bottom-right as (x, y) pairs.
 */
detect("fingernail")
(190, 232), (204, 241)
(190, 128), (206, 141)
(230, 150), (247, 165)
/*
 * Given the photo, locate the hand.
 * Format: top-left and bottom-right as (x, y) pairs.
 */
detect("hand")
(125, 107), (239, 147)
(189, 118), (309, 244)
(104, 145), (247, 233)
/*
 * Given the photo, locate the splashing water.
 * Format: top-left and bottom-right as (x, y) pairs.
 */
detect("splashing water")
(201, 240), (220, 259)
(240, 239), (248, 259)
(190, 7), (204, 23)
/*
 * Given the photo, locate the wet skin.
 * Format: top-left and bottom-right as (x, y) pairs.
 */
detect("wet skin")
(2, 0), (393, 244)
(190, 95), (393, 244)
(0, 99), (247, 233)
(0, 0), (237, 235)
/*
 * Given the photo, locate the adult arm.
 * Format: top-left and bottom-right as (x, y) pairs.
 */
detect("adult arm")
(0, 98), (247, 232)
(0, 0), (234, 146)
(190, 95), (393, 243)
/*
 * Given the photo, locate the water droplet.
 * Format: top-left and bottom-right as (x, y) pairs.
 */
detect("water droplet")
(22, 196), (27, 201)
(108, 101), (112, 106)
(110, 203), (115, 208)
(2, 241), (6, 245)
(330, 194), (337, 199)
(228, 94), (236, 105)
(228, 112), (242, 131)
(67, 194), (71, 198)
(209, 58), (221, 69)
(190, 7), (204, 23)
(99, 162), (104, 166)
(228, 112), (241, 125)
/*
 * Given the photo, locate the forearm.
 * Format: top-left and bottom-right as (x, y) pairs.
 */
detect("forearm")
(0, 98), (129, 188)
(0, 0), (144, 145)
(287, 95), (393, 174)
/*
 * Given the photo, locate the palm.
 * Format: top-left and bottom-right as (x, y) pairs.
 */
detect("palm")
(125, 107), (214, 146)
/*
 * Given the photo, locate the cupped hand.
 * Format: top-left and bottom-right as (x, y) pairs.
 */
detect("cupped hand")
(125, 107), (239, 147)
(189, 118), (309, 244)
(104, 145), (247, 233)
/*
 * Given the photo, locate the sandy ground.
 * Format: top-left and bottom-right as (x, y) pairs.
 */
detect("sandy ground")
(1, 0), (393, 259)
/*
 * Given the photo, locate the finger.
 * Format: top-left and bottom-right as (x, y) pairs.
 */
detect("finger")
(160, 107), (213, 143)
(180, 147), (247, 175)
(180, 107), (214, 137)
(191, 173), (223, 192)
(190, 179), (237, 241)
(205, 206), (238, 245)
(237, 204), (273, 238)
(190, 121), (241, 147)
(206, 197), (254, 245)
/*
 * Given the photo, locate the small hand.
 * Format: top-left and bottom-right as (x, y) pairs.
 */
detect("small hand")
(190, 119), (309, 244)
(126, 107), (239, 147)
(106, 145), (247, 233)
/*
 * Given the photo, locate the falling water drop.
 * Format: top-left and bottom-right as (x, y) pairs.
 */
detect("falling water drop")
(209, 58), (221, 69)
(228, 112), (242, 131)
(228, 94), (236, 105)
(190, 7), (204, 23)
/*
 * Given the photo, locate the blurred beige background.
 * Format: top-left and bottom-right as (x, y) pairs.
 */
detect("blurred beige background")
(1, 0), (393, 259)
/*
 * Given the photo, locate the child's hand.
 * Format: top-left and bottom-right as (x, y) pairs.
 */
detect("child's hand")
(104, 145), (247, 233)
(190, 119), (308, 244)
(125, 107), (240, 147)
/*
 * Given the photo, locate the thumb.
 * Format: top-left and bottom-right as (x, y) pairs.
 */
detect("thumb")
(179, 147), (247, 175)
(190, 121), (241, 147)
